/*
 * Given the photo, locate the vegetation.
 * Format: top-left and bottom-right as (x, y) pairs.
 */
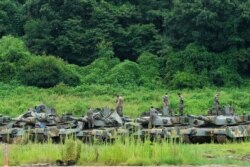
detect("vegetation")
(0, 1), (250, 166)
(1, 82), (250, 117)
(0, 36), (80, 87)
(0, 82), (250, 166)
(1, 138), (250, 166)
(0, 0), (250, 88)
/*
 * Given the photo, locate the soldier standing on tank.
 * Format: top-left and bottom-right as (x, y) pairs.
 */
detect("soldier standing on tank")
(214, 93), (220, 115)
(87, 108), (94, 128)
(116, 95), (124, 117)
(178, 93), (184, 116)
(162, 94), (170, 116)
(34, 106), (39, 113)
(149, 106), (158, 128)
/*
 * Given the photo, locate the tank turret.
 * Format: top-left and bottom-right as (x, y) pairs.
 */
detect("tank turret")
(61, 107), (124, 143)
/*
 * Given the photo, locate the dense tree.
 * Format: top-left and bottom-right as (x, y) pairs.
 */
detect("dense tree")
(21, 0), (167, 64)
(0, 0), (249, 88)
(0, 0), (25, 36)
(164, 0), (249, 52)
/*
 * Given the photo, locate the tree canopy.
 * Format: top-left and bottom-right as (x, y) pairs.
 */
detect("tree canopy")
(0, 0), (250, 88)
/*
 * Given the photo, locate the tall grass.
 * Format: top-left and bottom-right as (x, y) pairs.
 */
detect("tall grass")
(0, 138), (250, 166)
(0, 82), (250, 117)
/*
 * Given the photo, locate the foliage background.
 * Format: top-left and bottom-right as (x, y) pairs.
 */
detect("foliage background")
(0, 2), (250, 166)
(0, 0), (250, 89)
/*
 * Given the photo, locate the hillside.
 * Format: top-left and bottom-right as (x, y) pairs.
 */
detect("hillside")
(0, 0), (250, 89)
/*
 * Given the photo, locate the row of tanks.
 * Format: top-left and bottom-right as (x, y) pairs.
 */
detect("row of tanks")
(137, 105), (250, 143)
(0, 105), (128, 143)
(0, 101), (250, 144)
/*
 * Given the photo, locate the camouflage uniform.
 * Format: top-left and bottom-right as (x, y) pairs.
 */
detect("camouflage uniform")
(179, 95), (184, 115)
(162, 95), (170, 116)
(214, 94), (220, 115)
(150, 107), (158, 128)
(87, 108), (94, 128)
(116, 96), (124, 117)
(35, 105), (46, 113)
(163, 95), (169, 107)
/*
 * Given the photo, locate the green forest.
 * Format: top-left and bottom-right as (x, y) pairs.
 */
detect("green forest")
(1, 1), (250, 166)
(1, 0), (250, 89)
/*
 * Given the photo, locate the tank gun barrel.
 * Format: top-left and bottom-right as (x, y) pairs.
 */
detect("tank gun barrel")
(198, 116), (211, 122)
(188, 115), (211, 122)
(187, 114), (198, 119)
(11, 117), (36, 124)
(65, 115), (86, 122)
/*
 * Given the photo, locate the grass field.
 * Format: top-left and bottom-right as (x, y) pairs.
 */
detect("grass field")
(1, 82), (250, 118)
(0, 139), (250, 166)
(1, 82), (250, 166)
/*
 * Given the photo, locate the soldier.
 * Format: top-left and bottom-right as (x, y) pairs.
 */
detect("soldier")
(178, 93), (184, 115)
(149, 106), (158, 128)
(163, 94), (169, 107)
(87, 108), (94, 128)
(115, 95), (124, 117)
(214, 93), (220, 115)
(35, 104), (46, 113)
(162, 93), (170, 116)
(34, 106), (38, 113)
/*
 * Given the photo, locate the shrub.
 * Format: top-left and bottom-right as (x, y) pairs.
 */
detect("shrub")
(0, 62), (16, 82)
(82, 57), (120, 84)
(165, 43), (242, 87)
(236, 48), (250, 76)
(137, 52), (161, 87)
(211, 67), (242, 87)
(61, 139), (81, 165)
(0, 36), (30, 64)
(169, 71), (209, 89)
(0, 36), (31, 82)
(106, 60), (141, 86)
(19, 56), (80, 88)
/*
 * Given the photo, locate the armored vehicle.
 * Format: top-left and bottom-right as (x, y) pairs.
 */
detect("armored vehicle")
(0, 115), (12, 126)
(181, 105), (250, 143)
(0, 105), (78, 143)
(0, 115), (24, 143)
(135, 109), (190, 142)
(62, 107), (124, 143)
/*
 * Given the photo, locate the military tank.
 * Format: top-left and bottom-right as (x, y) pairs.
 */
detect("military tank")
(0, 115), (25, 143)
(0, 104), (78, 143)
(181, 105), (250, 143)
(62, 107), (125, 143)
(0, 114), (12, 126)
(135, 108), (190, 142)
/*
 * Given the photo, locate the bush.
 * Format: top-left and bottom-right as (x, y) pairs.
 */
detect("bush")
(0, 36), (31, 82)
(211, 67), (242, 87)
(106, 60), (141, 86)
(0, 62), (16, 82)
(0, 36), (30, 64)
(137, 52), (161, 87)
(82, 57), (120, 84)
(165, 43), (243, 87)
(19, 56), (80, 88)
(61, 139), (81, 165)
(236, 48), (250, 76)
(169, 71), (209, 89)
